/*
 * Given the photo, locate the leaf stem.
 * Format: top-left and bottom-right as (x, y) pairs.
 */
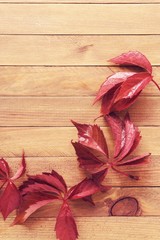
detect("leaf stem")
(111, 166), (139, 180)
(152, 79), (160, 91)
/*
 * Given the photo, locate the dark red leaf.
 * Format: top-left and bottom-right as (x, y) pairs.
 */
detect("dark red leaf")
(14, 169), (101, 240)
(20, 178), (61, 197)
(111, 72), (152, 112)
(91, 168), (110, 192)
(72, 121), (109, 173)
(0, 154), (26, 219)
(94, 72), (135, 104)
(22, 171), (67, 194)
(0, 181), (20, 220)
(68, 178), (99, 200)
(100, 84), (121, 115)
(0, 158), (10, 180)
(13, 192), (56, 224)
(55, 202), (78, 240)
(105, 113), (125, 158)
(11, 151), (26, 181)
(116, 113), (141, 161)
(72, 120), (109, 158)
(95, 51), (160, 114)
(72, 141), (105, 173)
(109, 51), (152, 74)
(117, 153), (151, 166)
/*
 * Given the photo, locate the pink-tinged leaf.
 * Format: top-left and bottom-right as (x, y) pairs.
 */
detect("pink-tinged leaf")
(11, 151), (26, 181)
(105, 113), (125, 158)
(13, 193), (57, 225)
(20, 178), (61, 198)
(0, 181), (20, 220)
(91, 168), (108, 185)
(94, 72), (135, 103)
(116, 113), (140, 161)
(92, 168), (110, 192)
(113, 72), (152, 105)
(117, 153), (151, 166)
(55, 202), (78, 240)
(101, 84), (121, 115)
(68, 178), (99, 200)
(72, 141), (106, 173)
(109, 51), (152, 74)
(72, 121), (109, 158)
(23, 171), (67, 194)
(0, 158), (10, 180)
(127, 127), (141, 156)
(111, 91), (142, 113)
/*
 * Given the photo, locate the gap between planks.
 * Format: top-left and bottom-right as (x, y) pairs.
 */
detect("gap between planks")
(6, 156), (160, 187)
(0, 66), (159, 96)
(0, 127), (159, 156)
(0, 1), (160, 4)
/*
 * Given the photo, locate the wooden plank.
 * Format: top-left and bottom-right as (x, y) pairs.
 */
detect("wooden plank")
(0, 96), (159, 126)
(0, 66), (159, 96)
(2, 187), (160, 217)
(0, 4), (159, 34)
(0, 126), (159, 157)
(0, 35), (160, 65)
(7, 156), (160, 186)
(1, 217), (160, 240)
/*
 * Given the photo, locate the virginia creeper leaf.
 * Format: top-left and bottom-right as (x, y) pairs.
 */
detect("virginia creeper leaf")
(14, 169), (105, 240)
(72, 114), (151, 181)
(0, 153), (26, 219)
(95, 51), (159, 114)
(55, 202), (78, 240)
(109, 51), (152, 74)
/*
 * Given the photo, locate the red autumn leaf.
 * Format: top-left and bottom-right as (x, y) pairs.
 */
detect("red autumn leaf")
(109, 51), (152, 73)
(94, 51), (160, 115)
(0, 181), (20, 220)
(13, 169), (103, 240)
(106, 113), (151, 179)
(0, 153), (26, 219)
(71, 120), (109, 172)
(67, 177), (100, 200)
(93, 72), (135, 104)
(72, 114), (151, 181)
(55, 202), (78, 240)
(11, 151), (26, 181)
(111, 72), (152, 112)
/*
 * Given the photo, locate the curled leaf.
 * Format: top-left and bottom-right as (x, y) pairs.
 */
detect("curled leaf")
(109, 51), (152, 74)
(95, 51), (159, 115)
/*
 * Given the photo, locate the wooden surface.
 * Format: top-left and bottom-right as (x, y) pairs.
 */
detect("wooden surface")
(0, 1), (159, 240)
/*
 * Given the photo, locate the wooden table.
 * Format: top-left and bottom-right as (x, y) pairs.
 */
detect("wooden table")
(0, 1), (160, 239)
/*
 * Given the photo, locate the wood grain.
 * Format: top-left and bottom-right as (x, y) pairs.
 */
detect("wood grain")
(6, 156), (160, 186)
(3, 187), (160, 217)
(16, 188), (160, 217)
(0, 96), (159, 126)
(0, 66), (159, 96)
(0, 126), (158, 157)
(1, 217), (160, 240)
(0, 35), (160, 65)
(0, 4), (159, 34)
